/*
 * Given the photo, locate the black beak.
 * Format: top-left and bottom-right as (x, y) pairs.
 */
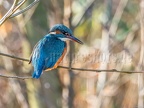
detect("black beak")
(67, 35), (83, 44)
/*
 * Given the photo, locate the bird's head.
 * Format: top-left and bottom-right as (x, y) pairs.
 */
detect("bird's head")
(49, 24), (83, 44)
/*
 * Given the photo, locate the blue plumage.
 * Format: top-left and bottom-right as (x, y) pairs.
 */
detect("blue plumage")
(30, 34), (66, 78)
(29, 24), (83, 79)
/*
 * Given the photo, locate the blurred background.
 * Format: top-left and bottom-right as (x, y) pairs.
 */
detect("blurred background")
(0, 0), (143, 108)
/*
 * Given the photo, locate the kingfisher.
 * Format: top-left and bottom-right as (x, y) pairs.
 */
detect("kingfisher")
(29, 24), (83, 79)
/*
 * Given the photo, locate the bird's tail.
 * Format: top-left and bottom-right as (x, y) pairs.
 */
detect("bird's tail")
(32, 70), (43, 79)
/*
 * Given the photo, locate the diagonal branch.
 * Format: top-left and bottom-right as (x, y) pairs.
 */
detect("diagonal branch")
(0, 0), (40, 25)
(0, 0), (19, 25)
(10, 0), (40, 18)
(0, 52), (29, 62)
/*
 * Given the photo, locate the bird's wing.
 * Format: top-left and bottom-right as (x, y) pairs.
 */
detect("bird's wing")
(44, 46), (67, 71)
(29, 41), (40, 64)
(43, 37), (66, 70)
(30, 35), (66, 70)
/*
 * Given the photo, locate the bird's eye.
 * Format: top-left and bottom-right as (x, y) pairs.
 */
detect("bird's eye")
(64, 32), (70, 36)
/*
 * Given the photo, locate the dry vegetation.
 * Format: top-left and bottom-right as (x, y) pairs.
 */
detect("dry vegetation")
(0, 0), (143, 108)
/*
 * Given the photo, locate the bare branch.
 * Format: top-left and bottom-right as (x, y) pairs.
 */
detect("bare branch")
(0, 74), (32, 79)
(0, 52), (144, 74)
(10, 0), (40, 18)
(0, 0), (19, 25)
(0, 52), (29, 62)
(58, 66), (144, 73)
(0, 0), (40, 25)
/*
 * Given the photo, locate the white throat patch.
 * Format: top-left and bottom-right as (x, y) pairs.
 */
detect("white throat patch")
(58, 38), (71, 41)
(49, 32), (56, 34)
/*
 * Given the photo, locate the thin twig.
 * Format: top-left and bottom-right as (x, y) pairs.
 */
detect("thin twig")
(0, 0), (40, 25)
(0, 74), (32, 79)
(0, 52), (29, 62)
(0, 0), (19, 25)
(0, 52), (31, 79)
(58, 66), (144, 73)
(10, 0), (40, 18)
(0, 52), (144, 74)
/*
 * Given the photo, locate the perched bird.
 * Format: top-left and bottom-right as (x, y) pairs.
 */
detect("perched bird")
(29, 24), (83, 79)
